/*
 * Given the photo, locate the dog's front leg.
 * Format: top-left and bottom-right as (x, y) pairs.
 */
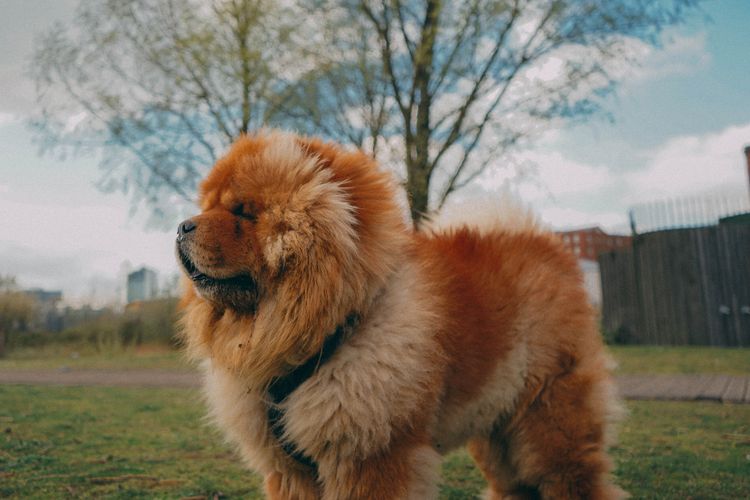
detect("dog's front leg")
(264, 468), (321, 500)
(316, 440), (441, 500)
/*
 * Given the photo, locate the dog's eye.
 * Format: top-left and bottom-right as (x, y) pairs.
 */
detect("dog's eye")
(231, 203), (257, 222)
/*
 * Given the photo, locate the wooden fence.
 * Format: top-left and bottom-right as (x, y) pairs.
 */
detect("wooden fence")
(629, 191), (750, 233)
(599, 221), (750, 346)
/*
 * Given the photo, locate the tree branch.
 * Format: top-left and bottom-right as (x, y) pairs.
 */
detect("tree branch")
(394, 0), (416, 63)
(428, 0), (521, 175)
(360, 2), (410, 125)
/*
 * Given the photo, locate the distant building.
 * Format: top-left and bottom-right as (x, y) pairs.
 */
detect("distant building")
(25, 288), (63, 304)
(24, 288), (63, 331)
(127, 267), (158, 303)
(553, 227), (629, 307)
(556, 227), (631, 261)
(578, 259), (602, 306)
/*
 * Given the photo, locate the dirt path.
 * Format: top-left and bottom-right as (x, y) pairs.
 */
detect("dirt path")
(1, 369), (749, 403)
(616, 374), (750, 403)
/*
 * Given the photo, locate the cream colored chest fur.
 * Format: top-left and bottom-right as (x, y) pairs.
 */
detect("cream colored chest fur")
(201, 263), (441, 469)
(202, 260), (529, 477)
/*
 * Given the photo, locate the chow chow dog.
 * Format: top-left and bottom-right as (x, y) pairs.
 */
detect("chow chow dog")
(177, 130), (625, 499)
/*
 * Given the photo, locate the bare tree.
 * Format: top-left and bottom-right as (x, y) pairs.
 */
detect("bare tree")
(33, 0), (699, 225)
(289, 0), (700, 223)
(274, 13), (393, 159)
(31, 0), (295, 224)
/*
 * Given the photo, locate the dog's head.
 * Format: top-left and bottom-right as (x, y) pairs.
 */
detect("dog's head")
(177, 130), (407, 379)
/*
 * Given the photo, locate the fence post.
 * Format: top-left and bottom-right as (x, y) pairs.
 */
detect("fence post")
(628, 210), (648, 343)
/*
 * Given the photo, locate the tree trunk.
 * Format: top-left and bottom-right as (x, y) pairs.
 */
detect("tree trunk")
(0, 330), (5, 358)
(407, 164), (430, 227)
(408, 0), (440, 228)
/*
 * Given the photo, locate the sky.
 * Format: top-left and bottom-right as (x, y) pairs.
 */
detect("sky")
(1, 0), (749, 305)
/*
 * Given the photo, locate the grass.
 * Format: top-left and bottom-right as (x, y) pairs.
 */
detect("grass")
(1, 385), (748, 499)
(0, 385), (256, 499)
(3, 344), (749, 376)
(615, 401), (750, 498)
(0, 345), (188, 371)
(609, 345), (750, 375)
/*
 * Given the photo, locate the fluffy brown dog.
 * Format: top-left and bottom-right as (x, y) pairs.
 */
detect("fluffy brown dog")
(177, 130), (625, 499)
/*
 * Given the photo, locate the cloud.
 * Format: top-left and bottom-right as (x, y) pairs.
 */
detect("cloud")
(519, 151), (612, 199)
(623, 31), (711, 85)
(625, 122), (750, 200)
(477, 149), (614, 208)
(63, 111), (88, 133)
(538, 206), (626, 231)
(0, 197), (178, 305)
(519, 31), (712, 99)
(0, 0), (80, 117)
(0, 241), (88, 294)
(0, 241), (124, 307)
(471, 121), (750, 233)
(508, 29), (711, 108)
(0, 112), (18, 126)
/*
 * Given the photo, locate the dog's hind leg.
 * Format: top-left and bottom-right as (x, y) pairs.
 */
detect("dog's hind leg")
(471, 368), (626, 500)
(511, 369), (625, 499)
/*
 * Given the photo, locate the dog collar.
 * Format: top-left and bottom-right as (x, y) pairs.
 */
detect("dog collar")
(266, 313), (360, 470)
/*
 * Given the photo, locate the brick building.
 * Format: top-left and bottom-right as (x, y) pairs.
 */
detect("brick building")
(556, 227), (631, 261)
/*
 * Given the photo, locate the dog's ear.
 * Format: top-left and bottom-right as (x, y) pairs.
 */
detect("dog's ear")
(260, 208), (313, 278)
(260, 136), (359, 278)
(296, 137), (338, 169)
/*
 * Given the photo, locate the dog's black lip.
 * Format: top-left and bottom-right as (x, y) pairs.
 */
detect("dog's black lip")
(177, 245), (201, 278)
(177, 246), (256, 290)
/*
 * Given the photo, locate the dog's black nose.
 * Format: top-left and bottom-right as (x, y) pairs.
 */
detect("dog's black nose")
(178, 219), (197, 236)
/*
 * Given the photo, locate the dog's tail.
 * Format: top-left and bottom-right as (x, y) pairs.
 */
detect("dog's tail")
(422, 192), (543, 236)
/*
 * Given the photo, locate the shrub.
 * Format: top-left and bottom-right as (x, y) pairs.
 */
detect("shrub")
(5, 298), (180, 352)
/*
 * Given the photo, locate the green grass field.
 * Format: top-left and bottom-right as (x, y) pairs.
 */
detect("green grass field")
(608, 346), (750, 375)
(3, 344), (749, 375)
(0, 345), (189, 371)
(1, 385), (748, 499)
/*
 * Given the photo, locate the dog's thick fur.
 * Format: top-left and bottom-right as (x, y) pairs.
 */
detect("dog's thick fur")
(178, 130), (626, 499)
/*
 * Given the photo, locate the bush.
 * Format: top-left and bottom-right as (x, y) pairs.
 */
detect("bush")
(122, 298), (180, 347)
(5, 298), (180, 352)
